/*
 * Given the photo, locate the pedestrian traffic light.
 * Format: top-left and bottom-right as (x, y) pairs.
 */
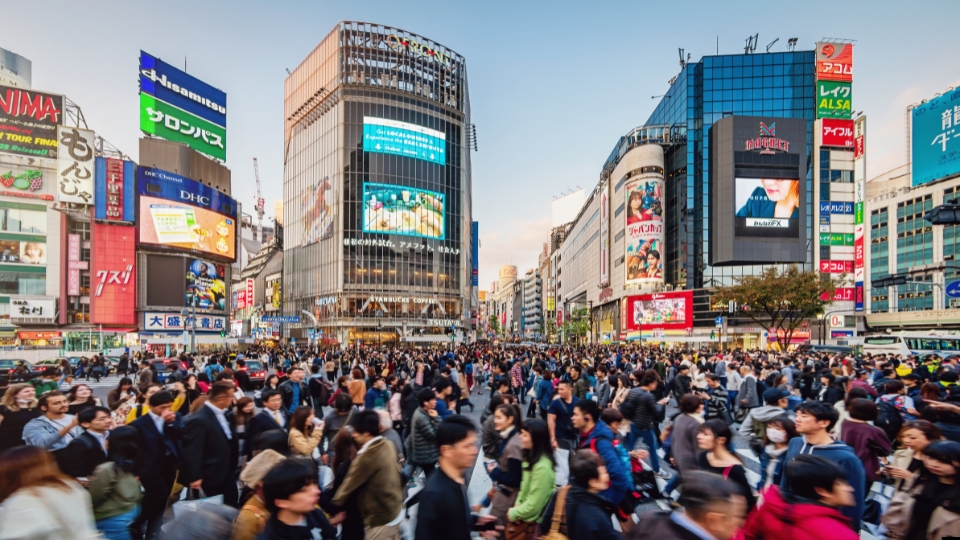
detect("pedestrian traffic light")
(710, 331), (716, 340)
(220, 330), (226, 338)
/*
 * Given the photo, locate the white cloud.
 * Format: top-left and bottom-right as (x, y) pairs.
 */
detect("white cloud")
(478, 216), (552, 291)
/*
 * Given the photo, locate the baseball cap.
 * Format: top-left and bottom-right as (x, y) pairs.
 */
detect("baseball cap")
(763, 388), (790, 404)
(896, 365), (913, 377)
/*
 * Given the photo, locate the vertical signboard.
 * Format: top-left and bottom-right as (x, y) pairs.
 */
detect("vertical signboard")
(599, 182), (610, 287)
(67, 234), (81, 296)
(91, 222), (136, 325)
(246, 278), (254, 308)
(854, 116), (867, 312)
(624, 172), (664, 287)
(471, 221), (479, 287)
(0, 85), (63, 158)
(94, 158), (136, 222)
(815, 42), (854, 82)
(911, 89), (960, 187)
(56, 127), (96, 205)
(821, 119), (854, 148)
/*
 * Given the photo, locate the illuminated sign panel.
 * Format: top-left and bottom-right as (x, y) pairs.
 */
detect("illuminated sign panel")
(362, 117), (445, 165)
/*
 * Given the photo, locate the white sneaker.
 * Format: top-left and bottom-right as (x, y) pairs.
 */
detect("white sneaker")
(655, 470), (672, 479)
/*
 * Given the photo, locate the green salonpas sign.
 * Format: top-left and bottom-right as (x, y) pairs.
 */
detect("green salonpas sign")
(139, 93), (226, 161)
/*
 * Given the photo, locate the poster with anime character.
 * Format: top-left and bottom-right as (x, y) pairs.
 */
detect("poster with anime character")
(624, 175), (664, 286)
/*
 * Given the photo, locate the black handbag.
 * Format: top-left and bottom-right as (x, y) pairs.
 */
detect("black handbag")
(526, 399), (538, 419)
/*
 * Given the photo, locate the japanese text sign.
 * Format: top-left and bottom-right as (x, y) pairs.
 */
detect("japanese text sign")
(817, 81), (852, 119)
(815, 42), (853, 82)
(820, 260), (853, 273)
(67, 234), (81, 296)
(821, 119), (854, 148)
(56, 126), (96, 205)
(91, 222), (136, 325)
(143, 311), (226, 331)
(95, 158), (135, 222)
(140, 93), (226, 161)
(911, 89), (960, 187)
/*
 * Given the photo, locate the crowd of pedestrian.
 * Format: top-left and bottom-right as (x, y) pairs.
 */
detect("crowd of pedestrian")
(1, 343), (960, 540)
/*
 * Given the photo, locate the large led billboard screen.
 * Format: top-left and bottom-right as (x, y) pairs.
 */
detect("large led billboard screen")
(185, 259), (226, 310)
(362, 117), (446, 165)
(140, 196), (236, 259)
(912, 89), (960, 187)
(0, 85), (63, 159)
(624, 174), (664, 286)
(734, 178), (800, 237)
(621, 290), (693, 332)
(362, 182), (444, 239)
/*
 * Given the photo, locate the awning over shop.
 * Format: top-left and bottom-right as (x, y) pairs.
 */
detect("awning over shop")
(18, 331), (61, 340)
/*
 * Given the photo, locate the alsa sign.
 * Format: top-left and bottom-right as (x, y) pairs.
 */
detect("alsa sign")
(0, 85), (64, 159)
(745, 121), (790, 153)
(821, 119), (854, 148)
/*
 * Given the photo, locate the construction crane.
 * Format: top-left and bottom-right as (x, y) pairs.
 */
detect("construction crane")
(252, 158), (265, 241)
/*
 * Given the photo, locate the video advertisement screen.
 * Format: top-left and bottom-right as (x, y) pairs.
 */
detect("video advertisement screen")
(185, 259), (226, 311)
(362, 117), (446, 165)
(361, 183), (445, 240)
(139, 196), (236, 260)
(734, 177), (800, 238)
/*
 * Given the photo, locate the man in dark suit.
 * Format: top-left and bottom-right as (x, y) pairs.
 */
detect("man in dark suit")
(130, 390), (183, 540)
(244, 388), (287, 461)
(58, 406), (111, 478)
(180, 380), (240, 507)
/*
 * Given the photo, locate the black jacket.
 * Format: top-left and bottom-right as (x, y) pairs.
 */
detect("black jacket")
(628, 511), (704, 540)
(130, 411), (182, 490)
(245, 409), (286, 460)
(279, 379), (313, 414)
(672, 374), (692, 398)
(540, 486), (620, 540)
(58, 431), (108, 478)
(414, 467), (476, 540)
(180, 404), (238, 487)
(256, 509), (335, 540)
(620, 387), (664, 430)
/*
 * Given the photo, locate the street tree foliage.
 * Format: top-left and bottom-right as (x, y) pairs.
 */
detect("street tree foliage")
(562, 308), (591, 345)
(712, 265), (840, 350)
(488, 314), (501, 337)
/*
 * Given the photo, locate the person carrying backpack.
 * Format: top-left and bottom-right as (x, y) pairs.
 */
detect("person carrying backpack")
(740, 389), (791, 456)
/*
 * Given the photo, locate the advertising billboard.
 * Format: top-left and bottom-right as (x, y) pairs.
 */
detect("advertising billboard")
(599, 182), (609, 287)
(94, 158), (136, 222)
(10, 298), (55, 321)
(911, 89), (960, 187)
(0, 85), (63, 158)
(138, 167), (237, 218)
(734, 178), (800, 237)
(471, 221), (479, 287)
(363, 117), (446, 165)
(621, 291), (693, 332)
(185, 259), (226, 310)
(821, 119), (854, 148)
(139, 93), (226, 161)
(265, 273), (281, 311)
(854, 115), (867, 312)
(139, 51), (227, 128)
(143, 312), (226, 332)
(90, 222), (136, 325)
(817, 81), (852, 119)
(815, 42), (854, 82)
(299, 176), (334, 244)
(362, 182), (444, 239)
(0, 165), (52, 201)
(140, 196), (236, 259)
(56, 127), (96, 205)
(624, 173), (664, 286)
(0, 240), (46, 264)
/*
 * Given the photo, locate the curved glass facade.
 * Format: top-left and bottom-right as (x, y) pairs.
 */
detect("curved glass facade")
(283, 22), (472, 345)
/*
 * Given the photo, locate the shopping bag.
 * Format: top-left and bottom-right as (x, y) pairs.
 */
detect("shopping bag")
(554, 448), (570, 487)
(171, 488), (224, 519)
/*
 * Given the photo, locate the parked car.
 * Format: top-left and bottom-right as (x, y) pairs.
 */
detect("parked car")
(0, 359), (40, 389)
(242, 360), (267, 389)
(33, 357), (81, 371)
(151, 358), (190, 384)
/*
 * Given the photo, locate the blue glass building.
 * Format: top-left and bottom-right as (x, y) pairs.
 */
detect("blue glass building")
(644, 50), (817, 323)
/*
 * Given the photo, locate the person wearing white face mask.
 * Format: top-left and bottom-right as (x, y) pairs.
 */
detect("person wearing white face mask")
(758, 416), (798, 490)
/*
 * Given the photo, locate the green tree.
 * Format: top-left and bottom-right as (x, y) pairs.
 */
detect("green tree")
(562, 308), (591, 345)
(545, 317), (558, 343)
(488, 314), (501, 337)
(712, 265), (840, 350)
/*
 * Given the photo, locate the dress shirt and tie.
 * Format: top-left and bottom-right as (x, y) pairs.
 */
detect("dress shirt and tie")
(270, 409), (286, 427)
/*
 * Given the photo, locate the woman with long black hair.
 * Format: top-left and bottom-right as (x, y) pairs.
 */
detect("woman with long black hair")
(506, 419), (556, 539)
(695, 418), (755, 511)
(88, 426), (142, 540)
(885, 440), (960, 539)
(487, 402), (524, 525)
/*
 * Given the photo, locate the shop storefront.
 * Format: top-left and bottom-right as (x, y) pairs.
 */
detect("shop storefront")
(61, 330), (137, 352)
(18, 331), (61, 349)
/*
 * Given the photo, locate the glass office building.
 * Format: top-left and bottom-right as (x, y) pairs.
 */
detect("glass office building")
(642, 50), (817, 324)
(283, 22), (473, 345)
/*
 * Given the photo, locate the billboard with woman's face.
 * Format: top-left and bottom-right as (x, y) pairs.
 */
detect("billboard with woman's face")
(734, 177), (801, 237)
(624, 173), (664, 287)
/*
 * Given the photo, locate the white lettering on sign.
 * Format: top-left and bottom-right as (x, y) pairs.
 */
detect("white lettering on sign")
(95, 264), (133, 297)
(746, 218), (789, 228)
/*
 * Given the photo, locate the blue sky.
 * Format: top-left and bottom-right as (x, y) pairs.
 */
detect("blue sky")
(5, 0), (959, 288)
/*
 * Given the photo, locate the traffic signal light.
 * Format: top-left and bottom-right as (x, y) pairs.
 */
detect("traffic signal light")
(220, 330), (226, 338)
(710, 331), (716, 340)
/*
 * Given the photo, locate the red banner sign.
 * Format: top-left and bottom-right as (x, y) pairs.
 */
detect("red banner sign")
(816, 42), (853, 82)
(821, 288), (855, 302)
(819, 260), (853, 273)
(854, 135), (865, 158)
(821, 119), (854, 148)
(90, 222), (136, 325)
(104, 158), (125, 221)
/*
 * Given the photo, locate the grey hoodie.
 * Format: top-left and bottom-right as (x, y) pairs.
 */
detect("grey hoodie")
(738, 405), (788, 439)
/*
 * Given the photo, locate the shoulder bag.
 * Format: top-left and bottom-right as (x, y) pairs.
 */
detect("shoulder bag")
(539, 485), (570, 540)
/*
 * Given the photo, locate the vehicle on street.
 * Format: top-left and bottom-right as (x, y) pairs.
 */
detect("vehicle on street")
(862, 332), (960, 357)
(0, 359), (39, 389)
(151, 358), (190, 384)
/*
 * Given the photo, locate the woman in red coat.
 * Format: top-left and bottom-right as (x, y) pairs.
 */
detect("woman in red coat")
(740, 455), (859, 540)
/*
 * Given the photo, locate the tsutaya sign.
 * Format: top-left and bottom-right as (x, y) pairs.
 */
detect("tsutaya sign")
(745, 122), (790, 153)
(384, 34), (452, 67)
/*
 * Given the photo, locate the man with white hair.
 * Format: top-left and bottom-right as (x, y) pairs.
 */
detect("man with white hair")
(376, 409), (404, 461)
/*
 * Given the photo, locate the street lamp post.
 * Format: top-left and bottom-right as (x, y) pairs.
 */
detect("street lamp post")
(180, 298), (197, 354)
